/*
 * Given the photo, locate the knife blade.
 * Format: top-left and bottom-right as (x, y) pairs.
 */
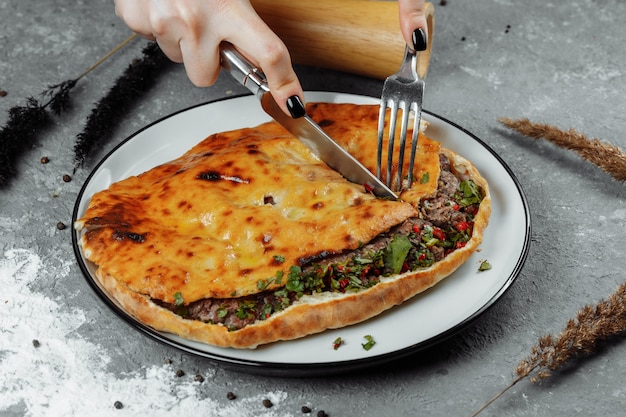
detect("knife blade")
(219, 43), (398, 199)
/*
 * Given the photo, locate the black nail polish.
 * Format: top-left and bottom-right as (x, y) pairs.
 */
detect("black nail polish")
(286, 95), (305, 118)
(412, 28), (427, 51)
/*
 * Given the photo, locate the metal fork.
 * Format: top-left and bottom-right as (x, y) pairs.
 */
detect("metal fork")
(376, 45), (425, 192)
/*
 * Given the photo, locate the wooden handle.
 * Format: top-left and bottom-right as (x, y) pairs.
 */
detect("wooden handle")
(252, 1), (434, 80)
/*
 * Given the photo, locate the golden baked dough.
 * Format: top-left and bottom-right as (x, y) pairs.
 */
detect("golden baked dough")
(306, 102), (441, 203)
(76, 102), (491, 349)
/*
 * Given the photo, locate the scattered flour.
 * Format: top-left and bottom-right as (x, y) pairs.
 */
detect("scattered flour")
(0, 249), (289, 417)
(459, 65), (502, 89)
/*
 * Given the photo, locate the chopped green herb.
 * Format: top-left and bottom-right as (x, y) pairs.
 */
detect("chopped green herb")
(354, 256), (373, 264)
(217, 307), (228, 318)
(257, 278), (273, 291)
(273, 255), (285, 263)
(285, 266), (305, 295)
(235, 300), (256, 320)
(173, 292), (184, 306)
(478, 260), (492, 272)
(333, 337), (345, 350)
(361, 335), (376, 351)
(421, 225), (441, 247)
(261, 303), (273, 319)
(456, 180), (482, 207)
(420, 172), (430, 184)
(383, 234), (413, 274)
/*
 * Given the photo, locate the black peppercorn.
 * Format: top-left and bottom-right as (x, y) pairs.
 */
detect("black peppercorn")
(194, 374), (204, 383)
(40, 156), (50, 164)
(317, 411), (328, 417)
(62, 174), (72, 183)
(175, 369), (185, 377)
(262, 399), (273, 408)
(56, 222), (66, 230)
(32, 339), (41, 348)
(301, 405), (312, 413)
(0, 90), (7, 97)
(114, 401), (124, 409)
(226, 391), (236, 400)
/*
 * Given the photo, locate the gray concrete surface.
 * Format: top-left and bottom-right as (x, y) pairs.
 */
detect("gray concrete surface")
(2, 0), (626, 416)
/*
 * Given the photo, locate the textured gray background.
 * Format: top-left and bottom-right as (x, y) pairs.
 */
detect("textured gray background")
(2, 0), (626, 416)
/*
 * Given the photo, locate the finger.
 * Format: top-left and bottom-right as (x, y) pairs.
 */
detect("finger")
(178, 36), (222, 87)
(114, 0), (155, 39)
(220, 6), (305, 118)
(398, 0), (429, 50)
(251, 38), (305, 118)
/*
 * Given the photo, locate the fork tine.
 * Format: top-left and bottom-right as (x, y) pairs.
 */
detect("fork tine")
(385, 103), (399, 188)
(396, 103), (411, 189)
(376, 101), (387, 180)
(407, 105), (421, 189)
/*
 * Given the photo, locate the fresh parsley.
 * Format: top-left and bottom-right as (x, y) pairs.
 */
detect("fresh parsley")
(478, 260), (492, 272)
(173, 292), (184, 306)
(361, 335), (376, 351)
(456, 180), (482, 207)
(333, 337), (345, 350)
(383, 234), (413, 275)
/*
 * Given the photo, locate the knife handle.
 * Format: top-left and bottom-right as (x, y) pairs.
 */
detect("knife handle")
(220, 43), (269, 99)
(251, 0), (434, 80)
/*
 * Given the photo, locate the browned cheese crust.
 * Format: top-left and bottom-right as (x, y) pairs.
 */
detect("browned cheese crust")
(77, 121), (417, 303)
(76, 103), (491, 349)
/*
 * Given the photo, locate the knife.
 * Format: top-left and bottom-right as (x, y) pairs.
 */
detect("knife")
(219, 43), (398, 199)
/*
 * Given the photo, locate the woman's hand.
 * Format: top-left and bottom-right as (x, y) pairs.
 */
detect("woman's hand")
(114, 0), (305, 118)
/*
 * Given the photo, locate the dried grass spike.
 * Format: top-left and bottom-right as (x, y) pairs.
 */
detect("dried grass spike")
(0, 97), (50, 187)
(499, 117), (626, 182)
(73, 42), (171, 168)
(516, 282), (626, 383)
(45, 79), (78, 116)
(472, 281), (626, 416)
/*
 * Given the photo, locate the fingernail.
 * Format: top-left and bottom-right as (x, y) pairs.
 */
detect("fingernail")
(286, 95), (305, 118)
(412, 28), (427, 52)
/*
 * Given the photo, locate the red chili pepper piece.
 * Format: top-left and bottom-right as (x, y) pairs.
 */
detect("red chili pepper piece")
(455, 221), (470, 232)
(432, 227), (446, 240)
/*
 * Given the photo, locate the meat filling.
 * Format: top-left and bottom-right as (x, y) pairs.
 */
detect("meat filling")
(157, 153), (484, 331)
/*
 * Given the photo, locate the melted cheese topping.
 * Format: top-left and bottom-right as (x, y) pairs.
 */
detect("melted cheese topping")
(307, 103), (441, 204)
(78, 118), (418, 303)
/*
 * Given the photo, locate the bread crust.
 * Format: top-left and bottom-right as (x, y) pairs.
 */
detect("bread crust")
(93, 146), (490, 349)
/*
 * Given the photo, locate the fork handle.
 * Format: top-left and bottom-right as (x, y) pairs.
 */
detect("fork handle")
(251, 0), (434, 80)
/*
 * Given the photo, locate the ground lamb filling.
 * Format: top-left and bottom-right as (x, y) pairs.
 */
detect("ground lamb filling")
(156, 153), (484, 331)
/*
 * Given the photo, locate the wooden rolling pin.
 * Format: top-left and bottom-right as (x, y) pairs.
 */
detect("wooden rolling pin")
(252, 0), (434, 80)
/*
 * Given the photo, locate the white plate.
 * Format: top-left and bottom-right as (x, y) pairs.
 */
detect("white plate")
(72, 92), (530, 376)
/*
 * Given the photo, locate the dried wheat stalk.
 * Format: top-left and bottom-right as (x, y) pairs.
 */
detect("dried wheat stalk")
(471, 281), (626, 416)
(498, 117), (626, 182)
(0, 33), (137, 188)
